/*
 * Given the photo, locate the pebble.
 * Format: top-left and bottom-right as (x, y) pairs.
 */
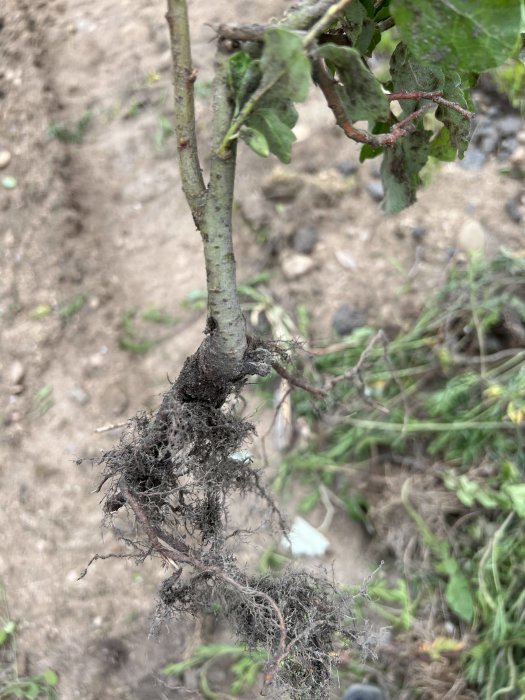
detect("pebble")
(342, 683), (385, 700)
(412, 224), (427, 240)
(499, 136), (519, 159)
(335, 250), (358, 271)
(292, 225), (318, 255)
(0, 150), (11, 169)
(366, 181), (384, 203)
(458, 219), (485, 253)
(281, 253), (315, 280)
(475, 123), (499, 155)
(460, 146), (486, 171)
(332, 304), (365, 336)
(495, 114), (523, 138)
(517, 130), (525, 145)
(505, 196), (522, 224)
(336, 161), (358, 176)
(9, 360), (25, 385)
(70, 385), (90, 405)
(262, 168), (303, 202)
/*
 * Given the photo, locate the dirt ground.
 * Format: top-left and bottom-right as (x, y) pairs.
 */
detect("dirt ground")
(1, 1), (523, 698)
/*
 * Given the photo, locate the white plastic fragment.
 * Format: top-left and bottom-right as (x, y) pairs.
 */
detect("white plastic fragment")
(281, 516), (330, 557)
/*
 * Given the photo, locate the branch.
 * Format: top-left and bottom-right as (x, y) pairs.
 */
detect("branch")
(302, 0), (355, 47)
(272, 361), (328, 398)
(218, 0), (355, 44)
(314, 60), (474, 147)
(166, 0), (207, 226)
(388, 91), (475, 120)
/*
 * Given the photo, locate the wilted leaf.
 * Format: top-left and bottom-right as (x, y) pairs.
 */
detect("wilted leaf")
(342, 2), (367, 44)
(391, 0), (522, 73)
(317, 44), (390, 122)
(380, 129), (431, 213)
(260, 27), (311, 102)
(435, 73), (473, 158)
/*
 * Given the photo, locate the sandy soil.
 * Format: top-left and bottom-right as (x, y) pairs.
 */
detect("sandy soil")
(1, 1), (523, 698)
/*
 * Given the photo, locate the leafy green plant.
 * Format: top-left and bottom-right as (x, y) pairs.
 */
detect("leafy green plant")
(0, 590), (58, 699)
(48, 111), (92, 144)
(284, 250), (525, 696)
(163, 644), (266, 698)
(59, 294), (87, 321)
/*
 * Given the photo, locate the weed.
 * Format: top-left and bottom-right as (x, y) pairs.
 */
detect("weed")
(0, 588), (58, 699)
(118, 308), (156, 354)
(154, 115), (175, 149)
(282, 250), (525, 697)
(163, 643), (266, 698)
(59, 294), (87, 321)
(141, 306), (177, 325)
(48, 111), (92, 144)
(33, 386), (54, 417)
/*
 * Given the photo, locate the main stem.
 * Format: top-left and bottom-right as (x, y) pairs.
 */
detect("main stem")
(167, 0), (246, 381)
(200, 46), (247, 378)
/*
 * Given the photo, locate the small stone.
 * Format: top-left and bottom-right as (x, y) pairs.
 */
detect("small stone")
(1, 176), (17, 190)
(281, 253), (315, 280)
(412, 224), (427, 240)
(460, 147), (487, 171)
(495, 114), (523, 138)
(335, 250), (358, 271)
(0, 150), (11, 169)
(458, 219), (485, 253)
(336, 161), (358, 176)
(476, 125), (499, 155)
(332, 304), (365, 336)
(342, 683), (385, 700)
(505, 196), (522, 224)
(262, 168), (303, 202)
(70, 385), (90, 405)
(292, 225), (318, 254)
(499, 136), (519, 159)
(9, 360), (25, 385)
(365, 181), (384, 203)
(517, 130), (525, 145)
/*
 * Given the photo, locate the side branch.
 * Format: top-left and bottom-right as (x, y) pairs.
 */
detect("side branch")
(166, 0), (206, 226)
(314, 60), (474, 147)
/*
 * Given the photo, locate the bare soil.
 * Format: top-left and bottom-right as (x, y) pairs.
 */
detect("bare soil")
(1, 1), (523, 699)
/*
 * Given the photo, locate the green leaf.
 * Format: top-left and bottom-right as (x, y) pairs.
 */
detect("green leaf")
(380, 128), (432, 213)
(228, 51), (251, 95)
(435, 72), (473, 158)
(342, 2), (367, 44)
(390, 43), (444, 115)
(245, 103), (298, 163)
(240, 126), (270, 158)
(391, 0), (522, 73)
(446, 572), (474, 622)
(298, 490), (320, 513)
(260, 28), (311, 102)
(504, 483), (525, 517)
(317, 44), (390, 122)
(360, 143), (384, 162)
(42, 669), (59, 687)
(430, 127), (457, 161)
(229, 53), (263, 115)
